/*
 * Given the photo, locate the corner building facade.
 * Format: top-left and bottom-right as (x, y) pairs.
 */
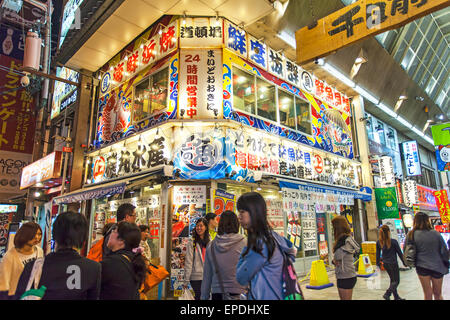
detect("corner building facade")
(53, 15), (373, 298)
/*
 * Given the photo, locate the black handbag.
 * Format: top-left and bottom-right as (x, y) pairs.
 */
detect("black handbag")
(403, 231), (416, 268)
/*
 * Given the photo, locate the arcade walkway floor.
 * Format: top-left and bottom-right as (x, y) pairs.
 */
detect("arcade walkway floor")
(299, 267), (450, 300)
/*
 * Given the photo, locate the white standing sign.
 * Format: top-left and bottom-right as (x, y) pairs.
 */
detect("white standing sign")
(403, 180), (418, 208)
(379, 156), (395, 188)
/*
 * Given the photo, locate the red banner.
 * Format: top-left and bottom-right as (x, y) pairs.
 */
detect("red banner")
(433, 190), (450, 225)
(0, 55), (36, 155)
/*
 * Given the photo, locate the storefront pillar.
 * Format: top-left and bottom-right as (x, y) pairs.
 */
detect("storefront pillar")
(352, 96), (377, 238)
(67, 70), (94, 213)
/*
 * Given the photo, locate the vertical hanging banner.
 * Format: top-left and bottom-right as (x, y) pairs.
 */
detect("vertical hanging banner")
(179, 49), (223, 118)
(431, 122), (450, 172)
(433, 190), (450, 224)
(402, 140), (421, 176)
(402, 180), (418, 208)
(375, 187), (399, 220)
(295, 0), (450, 64)
(378, 156), (395, 188)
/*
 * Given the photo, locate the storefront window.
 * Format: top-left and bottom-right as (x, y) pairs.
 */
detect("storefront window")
(256, 78), (276, 122)
(233, 67), (255, 115)
(133, 68), (168, 123)
(295, 98), (312, 135)
(278, 89), (296, 130)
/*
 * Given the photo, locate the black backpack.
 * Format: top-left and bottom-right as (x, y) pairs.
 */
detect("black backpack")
(280, 247), (304, 300)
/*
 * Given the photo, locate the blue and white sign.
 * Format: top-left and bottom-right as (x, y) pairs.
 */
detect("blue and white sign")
(402, 140), (421, 176)
(100, 72), (111, 94)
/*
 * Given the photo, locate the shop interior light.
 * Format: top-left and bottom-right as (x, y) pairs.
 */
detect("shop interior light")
(34, 191), (41, 197)
(256, 185), (262, 191)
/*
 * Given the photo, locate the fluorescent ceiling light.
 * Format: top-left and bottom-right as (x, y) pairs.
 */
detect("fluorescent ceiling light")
(355, 85), (379, 105)
(323, 63), (355, 87)
(411, 126), (425, 137)
(395, 115), (412, 128)
(276, 30), (296, 49)
(377, 102), (397, 118)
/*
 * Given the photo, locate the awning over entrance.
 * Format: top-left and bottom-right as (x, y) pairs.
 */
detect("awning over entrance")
(52, 169), (164, 205)
(278, 179), (372, 202)
(52, 181), (126, 205)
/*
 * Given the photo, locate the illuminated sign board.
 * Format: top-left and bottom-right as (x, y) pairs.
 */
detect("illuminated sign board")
(20, 151), (62, 189)
(59, 0), (84, 48)
(51, 67), (79, 119)
(402, 140), (421, 176)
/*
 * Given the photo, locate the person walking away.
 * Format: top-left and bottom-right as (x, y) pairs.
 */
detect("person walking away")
(205, 213), (218, 240)
(236, 192), (296, 300)
(407, 212), (449, 300)
(0, 222), (43, 299)
(14, 212), (101, 300)
(331, 216), (359, 300)
(376, 225), (408, 300)
(184, 218), (210, 300)
(139, 225), (152, 263)
(87, 203), (137, 262)
(201, 211), (247, 300)
(99, 221), (147, 300)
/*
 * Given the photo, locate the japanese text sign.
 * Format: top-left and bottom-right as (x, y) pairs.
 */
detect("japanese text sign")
(378, 156), (395, 187)
(179, 49), (222, 119)
(20, 151), (62, 189)
(402, 140), (421, 176)
(180, 17), (223, 48)
(173, 185), (206, 208)
(433, 190), (450, 224)
(296, 0), (449, 64)
(402, 180), (418, 207)
(375, 187), (399, 220)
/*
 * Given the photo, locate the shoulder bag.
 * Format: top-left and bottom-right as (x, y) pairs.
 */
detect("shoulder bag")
(210, 243), (240, 300)
(403, 231), (416, 268)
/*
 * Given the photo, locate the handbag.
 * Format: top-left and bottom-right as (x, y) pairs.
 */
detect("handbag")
(403, 231), (416, 268)
(144, 263), (169, 290)
(210, 243), (240, 300)
(20, 258), (46, 300)
(179, 288), (194, 300)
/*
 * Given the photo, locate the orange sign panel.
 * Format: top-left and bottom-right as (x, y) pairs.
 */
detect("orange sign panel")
(434, 190), (450, 225)
(296, 0), (450, 64)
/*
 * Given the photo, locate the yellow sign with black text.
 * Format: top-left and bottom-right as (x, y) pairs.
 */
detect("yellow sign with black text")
(296, 0), (450, 64)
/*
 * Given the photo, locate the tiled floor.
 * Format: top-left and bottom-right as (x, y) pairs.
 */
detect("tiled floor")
(299, 267), (450, 300)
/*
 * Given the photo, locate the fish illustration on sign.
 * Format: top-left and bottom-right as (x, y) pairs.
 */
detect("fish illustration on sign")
(322, 108), (351, 155)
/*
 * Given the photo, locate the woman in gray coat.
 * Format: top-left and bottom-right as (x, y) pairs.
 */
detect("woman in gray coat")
(406, 212), (449, 300)
(200, 211), (247, 300)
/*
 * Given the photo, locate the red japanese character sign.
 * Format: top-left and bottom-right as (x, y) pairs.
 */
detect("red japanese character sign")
(313, 154), (324, 174)
(434, 190), (450, 224)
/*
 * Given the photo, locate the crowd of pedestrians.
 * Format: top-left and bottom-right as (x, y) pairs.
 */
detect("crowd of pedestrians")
(0, 191), (449, 300)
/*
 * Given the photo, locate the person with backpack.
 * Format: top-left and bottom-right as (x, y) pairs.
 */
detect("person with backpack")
(331, 215), (359, 300)
(99, 221), (147, 300)
(200, 210), (247, 300)
(184, 218), (210, 300)
(376, 225), (408, 300)
(14, 212), (101, 300)
(87, 203), (137, 262)
(236, 192), (298, 300)
(0, 222), (43, 300)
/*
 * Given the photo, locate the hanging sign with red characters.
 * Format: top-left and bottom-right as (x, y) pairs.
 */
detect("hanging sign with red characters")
(433, 189), (450, 224)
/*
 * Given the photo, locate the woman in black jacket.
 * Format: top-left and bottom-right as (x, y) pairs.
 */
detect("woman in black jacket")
(376, 225), (408, 300)
(100, 221), (147, 300)
(15, 212), (101, 300)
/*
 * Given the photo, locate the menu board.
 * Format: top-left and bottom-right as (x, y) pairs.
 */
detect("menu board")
(266, 198), (284, 236)
(171, 185), (207, 297)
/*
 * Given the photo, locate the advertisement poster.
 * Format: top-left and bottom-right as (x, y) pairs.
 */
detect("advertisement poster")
(266, 198), (284, 236)
(0, 205), (15, 255)
(171, 185), (206, 296)
(431, 122), (450, 172)
(375, 187), (399, 220)
(213, 189), (235, 216)
(433, 190), (450, 224)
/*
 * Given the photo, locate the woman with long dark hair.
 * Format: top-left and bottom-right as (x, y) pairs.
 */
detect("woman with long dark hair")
(407, 212), (449, 300)
(376, 225), (407, 300)
(236, 192), (296, 300)
(100, 221), (147, 300)
(331, 216), (359, 300)
(184, 218), (210, 300)
(0, 222), (43, 299)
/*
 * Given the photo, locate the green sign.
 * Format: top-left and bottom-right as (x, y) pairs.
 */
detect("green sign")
(431, 122), (450, 147)
(375, 187), (399, 220)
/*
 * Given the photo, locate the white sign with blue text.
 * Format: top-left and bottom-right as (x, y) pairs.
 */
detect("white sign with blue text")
(402, 141), (421, 177)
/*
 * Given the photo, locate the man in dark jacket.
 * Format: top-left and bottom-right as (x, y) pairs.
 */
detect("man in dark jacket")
(15, 212), (101, 300)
